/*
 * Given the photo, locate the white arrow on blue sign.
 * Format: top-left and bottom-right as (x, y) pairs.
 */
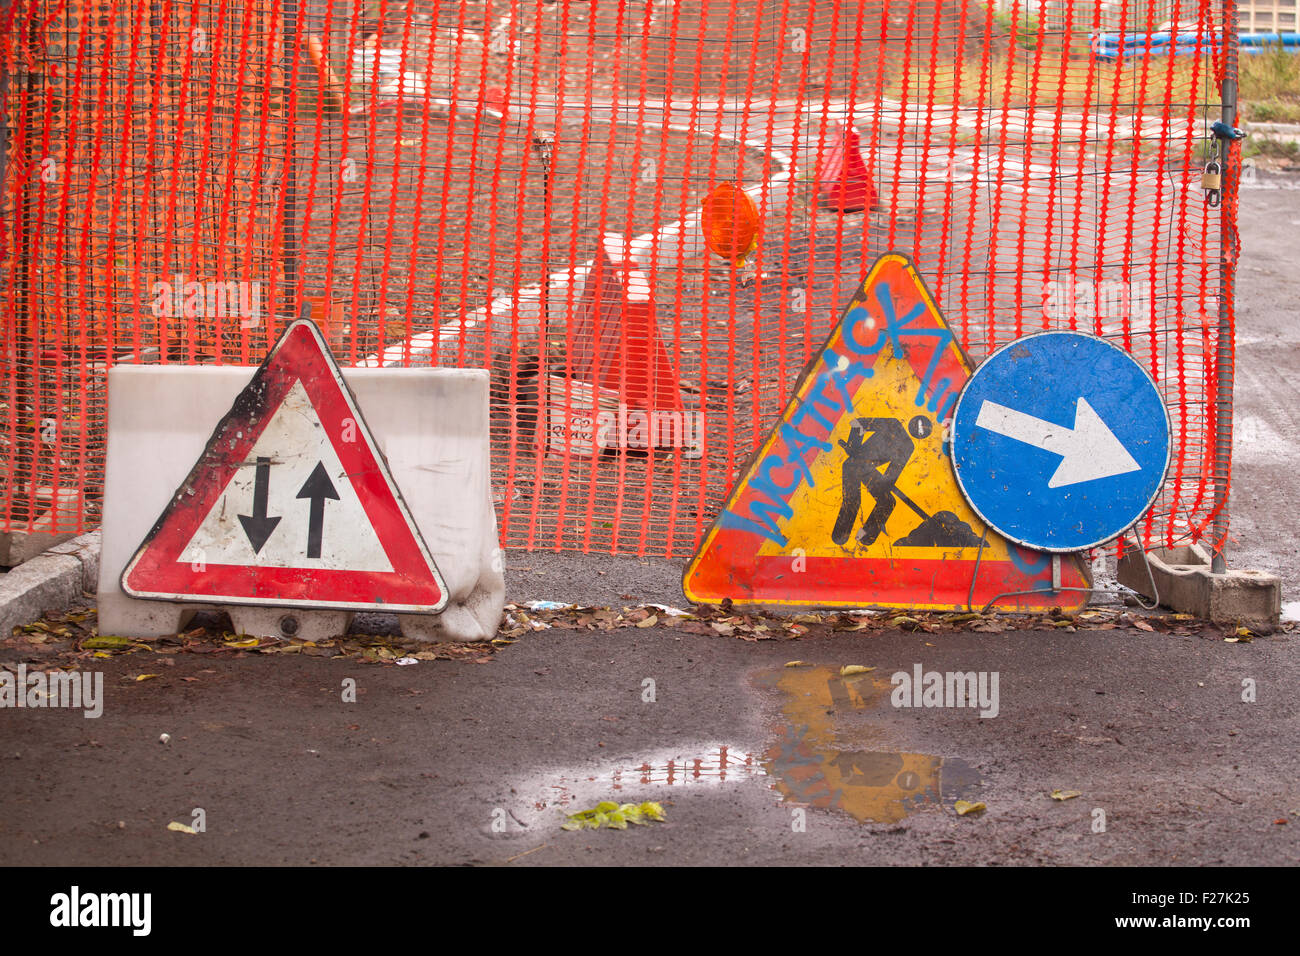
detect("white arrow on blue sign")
(950, 330), (1171, 552)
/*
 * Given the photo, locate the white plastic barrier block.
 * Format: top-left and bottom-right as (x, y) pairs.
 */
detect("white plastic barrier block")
(97, 365), (504, 643)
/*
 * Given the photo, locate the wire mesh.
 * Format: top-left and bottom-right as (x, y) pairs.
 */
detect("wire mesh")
(0, 0), (1236, 563)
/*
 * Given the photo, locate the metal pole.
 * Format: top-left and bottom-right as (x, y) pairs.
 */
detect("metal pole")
(283, 0), (300, 321)
(9, 0), (38, 523)
(1211, 0), (1239, 574)
(532, 133), (553, 352)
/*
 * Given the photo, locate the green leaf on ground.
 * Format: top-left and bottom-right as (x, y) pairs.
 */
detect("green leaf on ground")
(82, 635), (132, 649)
(561, 799), (667, 831)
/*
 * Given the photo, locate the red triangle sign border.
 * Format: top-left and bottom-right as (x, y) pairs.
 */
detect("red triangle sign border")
(121, 319), (448, 614)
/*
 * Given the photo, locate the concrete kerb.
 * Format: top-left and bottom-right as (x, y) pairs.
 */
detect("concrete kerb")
(0, 530), (100, 639)
(1117, 542), (1282, 631)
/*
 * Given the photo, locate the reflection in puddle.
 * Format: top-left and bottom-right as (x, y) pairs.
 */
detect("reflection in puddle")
(757, 665), (982, 824)
(516, 666), (982, 829)
(522, 744), (763, 823)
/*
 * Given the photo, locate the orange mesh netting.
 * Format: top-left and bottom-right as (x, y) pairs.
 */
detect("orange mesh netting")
(1, 0), (1238, 561)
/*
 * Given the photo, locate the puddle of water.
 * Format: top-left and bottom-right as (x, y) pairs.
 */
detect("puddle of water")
(756, 665), (981, 824)
(516, 744), (764, 826)
(513, 666), (982, 830)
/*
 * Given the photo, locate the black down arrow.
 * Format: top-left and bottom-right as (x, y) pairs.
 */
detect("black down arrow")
(296, 461), (340, 560)
(237, 457), (282, 554)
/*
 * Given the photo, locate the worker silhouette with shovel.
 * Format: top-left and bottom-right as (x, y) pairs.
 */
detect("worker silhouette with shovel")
(832, 416), (982, 549)
(833, 417), (914, 547)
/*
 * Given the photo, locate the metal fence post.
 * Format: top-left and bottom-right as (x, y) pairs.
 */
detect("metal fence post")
(1212, 0), (1240, 574)
(283, 0), (300, 322)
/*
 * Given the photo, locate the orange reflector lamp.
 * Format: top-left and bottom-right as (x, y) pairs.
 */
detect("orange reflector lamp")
(702, 182), (759, 267)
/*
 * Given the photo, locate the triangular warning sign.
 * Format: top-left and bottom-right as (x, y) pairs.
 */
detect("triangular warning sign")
(121, 319), (448, 614)
(683, 254), (1090, 612)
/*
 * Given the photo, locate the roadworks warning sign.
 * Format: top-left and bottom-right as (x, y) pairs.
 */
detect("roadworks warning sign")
(683, 253), (1089, 611)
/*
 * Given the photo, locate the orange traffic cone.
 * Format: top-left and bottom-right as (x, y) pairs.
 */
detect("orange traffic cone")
(570, 234), (682, 414)
(545, 234), (686, 457)
(302, 35), (345, 114)
(484, 85), (508, 116)
(817, 121), (879, 213)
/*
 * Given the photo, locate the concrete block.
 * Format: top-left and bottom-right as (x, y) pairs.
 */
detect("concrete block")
(0, 555), (82, 639)
(97, 366), (504, 643)
(0, 530), (77, 567)
(0, 486), (83, 566)
(1117, 543), (1281, 630)
(45, 530), (102, 593)
(0, 530), (102, 638)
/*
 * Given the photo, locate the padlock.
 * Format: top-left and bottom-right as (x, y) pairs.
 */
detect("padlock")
(1201, 161), (1222, 191)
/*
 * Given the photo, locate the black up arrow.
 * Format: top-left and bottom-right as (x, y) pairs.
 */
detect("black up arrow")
(237, 457), (282, 554)
(296, 461), (339, 560)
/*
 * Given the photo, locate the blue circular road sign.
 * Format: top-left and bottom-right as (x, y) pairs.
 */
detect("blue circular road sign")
(950, 331), (1170, 552)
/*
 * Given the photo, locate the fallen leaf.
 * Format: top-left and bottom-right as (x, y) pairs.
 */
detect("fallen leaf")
(785, 660), (808, 668)
(1133, 620), (1155, 632)
(167, 821), (197, 834)
(840, 665), (875, 676)
(83, 635), (132, 650)
(636, 614), (659, 628)
(133, 674), (162, 682)
(1050, 789), (1082, 801)
(224, 637), (260, 648)
(954, 800), (986, 816)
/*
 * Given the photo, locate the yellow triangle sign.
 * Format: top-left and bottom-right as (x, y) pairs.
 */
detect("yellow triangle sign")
(684, 253), (1090, 611)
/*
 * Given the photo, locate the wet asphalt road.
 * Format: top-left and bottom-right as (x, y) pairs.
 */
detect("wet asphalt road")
(0, 615), (1295, 866)
(1, 181), (1296, 869)
(1230, 179), (1300, 605)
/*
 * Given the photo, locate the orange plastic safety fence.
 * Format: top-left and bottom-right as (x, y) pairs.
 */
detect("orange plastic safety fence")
(1, 0), (1236, 562)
